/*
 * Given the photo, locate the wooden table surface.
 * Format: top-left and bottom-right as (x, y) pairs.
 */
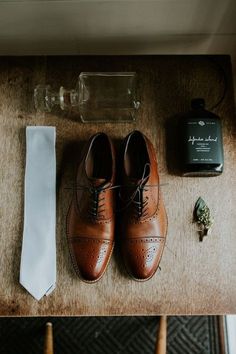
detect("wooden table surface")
(0, 56), (235, 316)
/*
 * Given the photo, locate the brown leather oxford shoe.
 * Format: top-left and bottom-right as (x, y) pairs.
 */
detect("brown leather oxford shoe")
(118, 131), (168, 281)
(66, 133), (116, 282)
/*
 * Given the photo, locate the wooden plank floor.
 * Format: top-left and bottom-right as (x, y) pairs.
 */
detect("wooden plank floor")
(0, 56), (235, 316)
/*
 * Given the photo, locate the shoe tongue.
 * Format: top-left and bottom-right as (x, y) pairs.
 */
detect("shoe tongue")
(128, 174), (149, 186)
(89, 177), (107, 187)
(129, 164), (150, 186)
(129, 177), (142, 186)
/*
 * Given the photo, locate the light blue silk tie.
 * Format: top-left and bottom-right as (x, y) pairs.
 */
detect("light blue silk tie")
(20, 126), (56, 301)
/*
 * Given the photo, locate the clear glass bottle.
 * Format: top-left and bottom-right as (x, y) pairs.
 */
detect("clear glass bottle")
(34, 72), (140, 123)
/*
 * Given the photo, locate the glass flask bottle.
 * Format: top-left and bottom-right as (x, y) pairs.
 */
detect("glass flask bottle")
(34, 72), (140, 123)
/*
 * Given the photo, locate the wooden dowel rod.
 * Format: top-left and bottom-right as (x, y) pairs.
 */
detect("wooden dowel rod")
(155, 316), (167, 354)
(44, 322), (54, 354)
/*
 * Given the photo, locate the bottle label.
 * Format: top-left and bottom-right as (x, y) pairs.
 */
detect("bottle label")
(183, 118), (223, 164)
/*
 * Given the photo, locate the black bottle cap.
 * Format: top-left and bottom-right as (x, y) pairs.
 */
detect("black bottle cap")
(191, 98), (205, 110)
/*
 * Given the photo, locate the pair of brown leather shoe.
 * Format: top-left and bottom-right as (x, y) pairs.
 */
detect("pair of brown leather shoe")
(66, 131), (168, 283)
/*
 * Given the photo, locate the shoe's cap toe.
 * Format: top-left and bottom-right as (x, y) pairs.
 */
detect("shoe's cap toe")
(123, 237), (165, 281)
(69, 237), (113, 282)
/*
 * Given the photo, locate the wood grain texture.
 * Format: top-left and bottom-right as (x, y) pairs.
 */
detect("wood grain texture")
(0, 56), (235, 316)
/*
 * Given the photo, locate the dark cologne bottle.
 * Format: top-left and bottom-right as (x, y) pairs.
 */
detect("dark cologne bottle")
(181, 98), (224, 176)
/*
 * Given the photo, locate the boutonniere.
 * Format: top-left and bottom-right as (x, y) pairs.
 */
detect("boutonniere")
(194, 197), (214, 241)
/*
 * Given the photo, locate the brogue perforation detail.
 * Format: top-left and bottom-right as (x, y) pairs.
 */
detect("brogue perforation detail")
(135, 245), (158, 263)
(125, 237), (165, 244)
